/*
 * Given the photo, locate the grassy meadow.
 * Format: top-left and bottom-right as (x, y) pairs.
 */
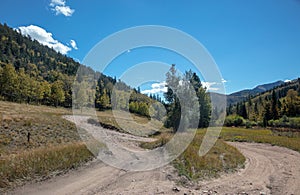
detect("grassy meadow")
(0, 101), (165, 190)
(1, 100), (299, 191)
(220, 127), (300, 152)
(141, 125), (300, 181)
(0, 101), (96, 191)
(174, 137), (245, 181)
(141, 130), (246, 181)
(90, 110), (300, 181)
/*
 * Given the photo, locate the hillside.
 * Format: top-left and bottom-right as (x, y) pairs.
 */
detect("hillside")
(0, 23), (100, 107)
(227, 78), (300, 126)
(226, 80), (285, 105)
(0, 23), (157, 117)
(0, 22), (164, 189)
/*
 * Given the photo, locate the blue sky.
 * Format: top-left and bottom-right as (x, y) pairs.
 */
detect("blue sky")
(1, 0), (300, 94)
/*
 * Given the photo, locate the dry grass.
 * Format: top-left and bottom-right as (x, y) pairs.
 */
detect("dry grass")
(174, 131), (245, 180)
(9, 101), (295, 188)
(0, 101), (168, 190)
(141, 130), (245, 180)
(0, 142), (93, 191)
(0, 101), (101, 191)
(0, 101), (81, 154)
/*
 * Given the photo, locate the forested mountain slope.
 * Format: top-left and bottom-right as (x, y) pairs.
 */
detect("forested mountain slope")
(0, 23), (156, 117)
(226, 80), (285, 105)
(227, 78), (300, 126)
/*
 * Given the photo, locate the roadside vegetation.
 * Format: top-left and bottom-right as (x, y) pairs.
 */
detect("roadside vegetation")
(141, 130), (245, 181)
(226, 78), (300, 130)
(0, 142), (93, 189)
(0, 101), (99, 191)
(220, 127), (300, 152)
(140, 65), (245, 181)
(141, 124), (300, 182)
(224, 80), (300, 152)
(174, 131), (245, 180)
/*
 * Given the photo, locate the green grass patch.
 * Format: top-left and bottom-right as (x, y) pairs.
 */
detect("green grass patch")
(141, 130), (245, 181)
(143, 126), (300, 181)
(174, 131), (245, 180)
(220, 127), (300, 152)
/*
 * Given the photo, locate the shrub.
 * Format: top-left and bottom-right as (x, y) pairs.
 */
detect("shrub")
(282, 115), (289, 123)
(268, 116), (300, 129)
(245, 121), (252, 129)
(257, 120), (264, 127)
(289, 118), (300, 129)
(268, 119), (274, 127)
(224, 115), (245, 127)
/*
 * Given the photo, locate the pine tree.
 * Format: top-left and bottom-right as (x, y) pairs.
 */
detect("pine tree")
(227, 104), (233, 115)
(164, 65), (210, 131)
(197, 87), (211, 127)
(254, 102), (259, 115)
(271, 90), (278, 119)
(263, 103), (272, 127)
(248, 95), (252, 106)
(240, 103), (248, 119)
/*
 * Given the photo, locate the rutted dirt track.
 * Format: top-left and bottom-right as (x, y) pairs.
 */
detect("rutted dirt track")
(10, 116), (300, 195)
(200, 142), (300, 195)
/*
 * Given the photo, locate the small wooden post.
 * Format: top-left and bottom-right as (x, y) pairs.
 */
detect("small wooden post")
(27, 132), (31, 143)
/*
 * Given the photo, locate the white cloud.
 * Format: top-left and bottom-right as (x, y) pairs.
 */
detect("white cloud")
(49, 0), (75, 17)
(50, 0), (65, 6)
(141, 82), (168, 94)
(142, 80), (223, 94)
(201, 79), (227, 92)
(202, 82), (219, 91)
(53, 6), (74, 16)
(70, 40), (78, 50)
(18, 25), (71, 54)
(284, 79), (291, 83)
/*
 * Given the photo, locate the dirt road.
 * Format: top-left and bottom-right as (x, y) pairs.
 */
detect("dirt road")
(10, 116), (300, 195)
(199, 142), (300, 195)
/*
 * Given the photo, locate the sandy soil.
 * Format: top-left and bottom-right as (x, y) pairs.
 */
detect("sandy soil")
(9, 116), (300, 195)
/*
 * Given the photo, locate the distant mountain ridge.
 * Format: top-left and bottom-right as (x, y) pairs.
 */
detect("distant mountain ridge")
(227, 80), (285, 105)
(209, 80), (288, 107)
